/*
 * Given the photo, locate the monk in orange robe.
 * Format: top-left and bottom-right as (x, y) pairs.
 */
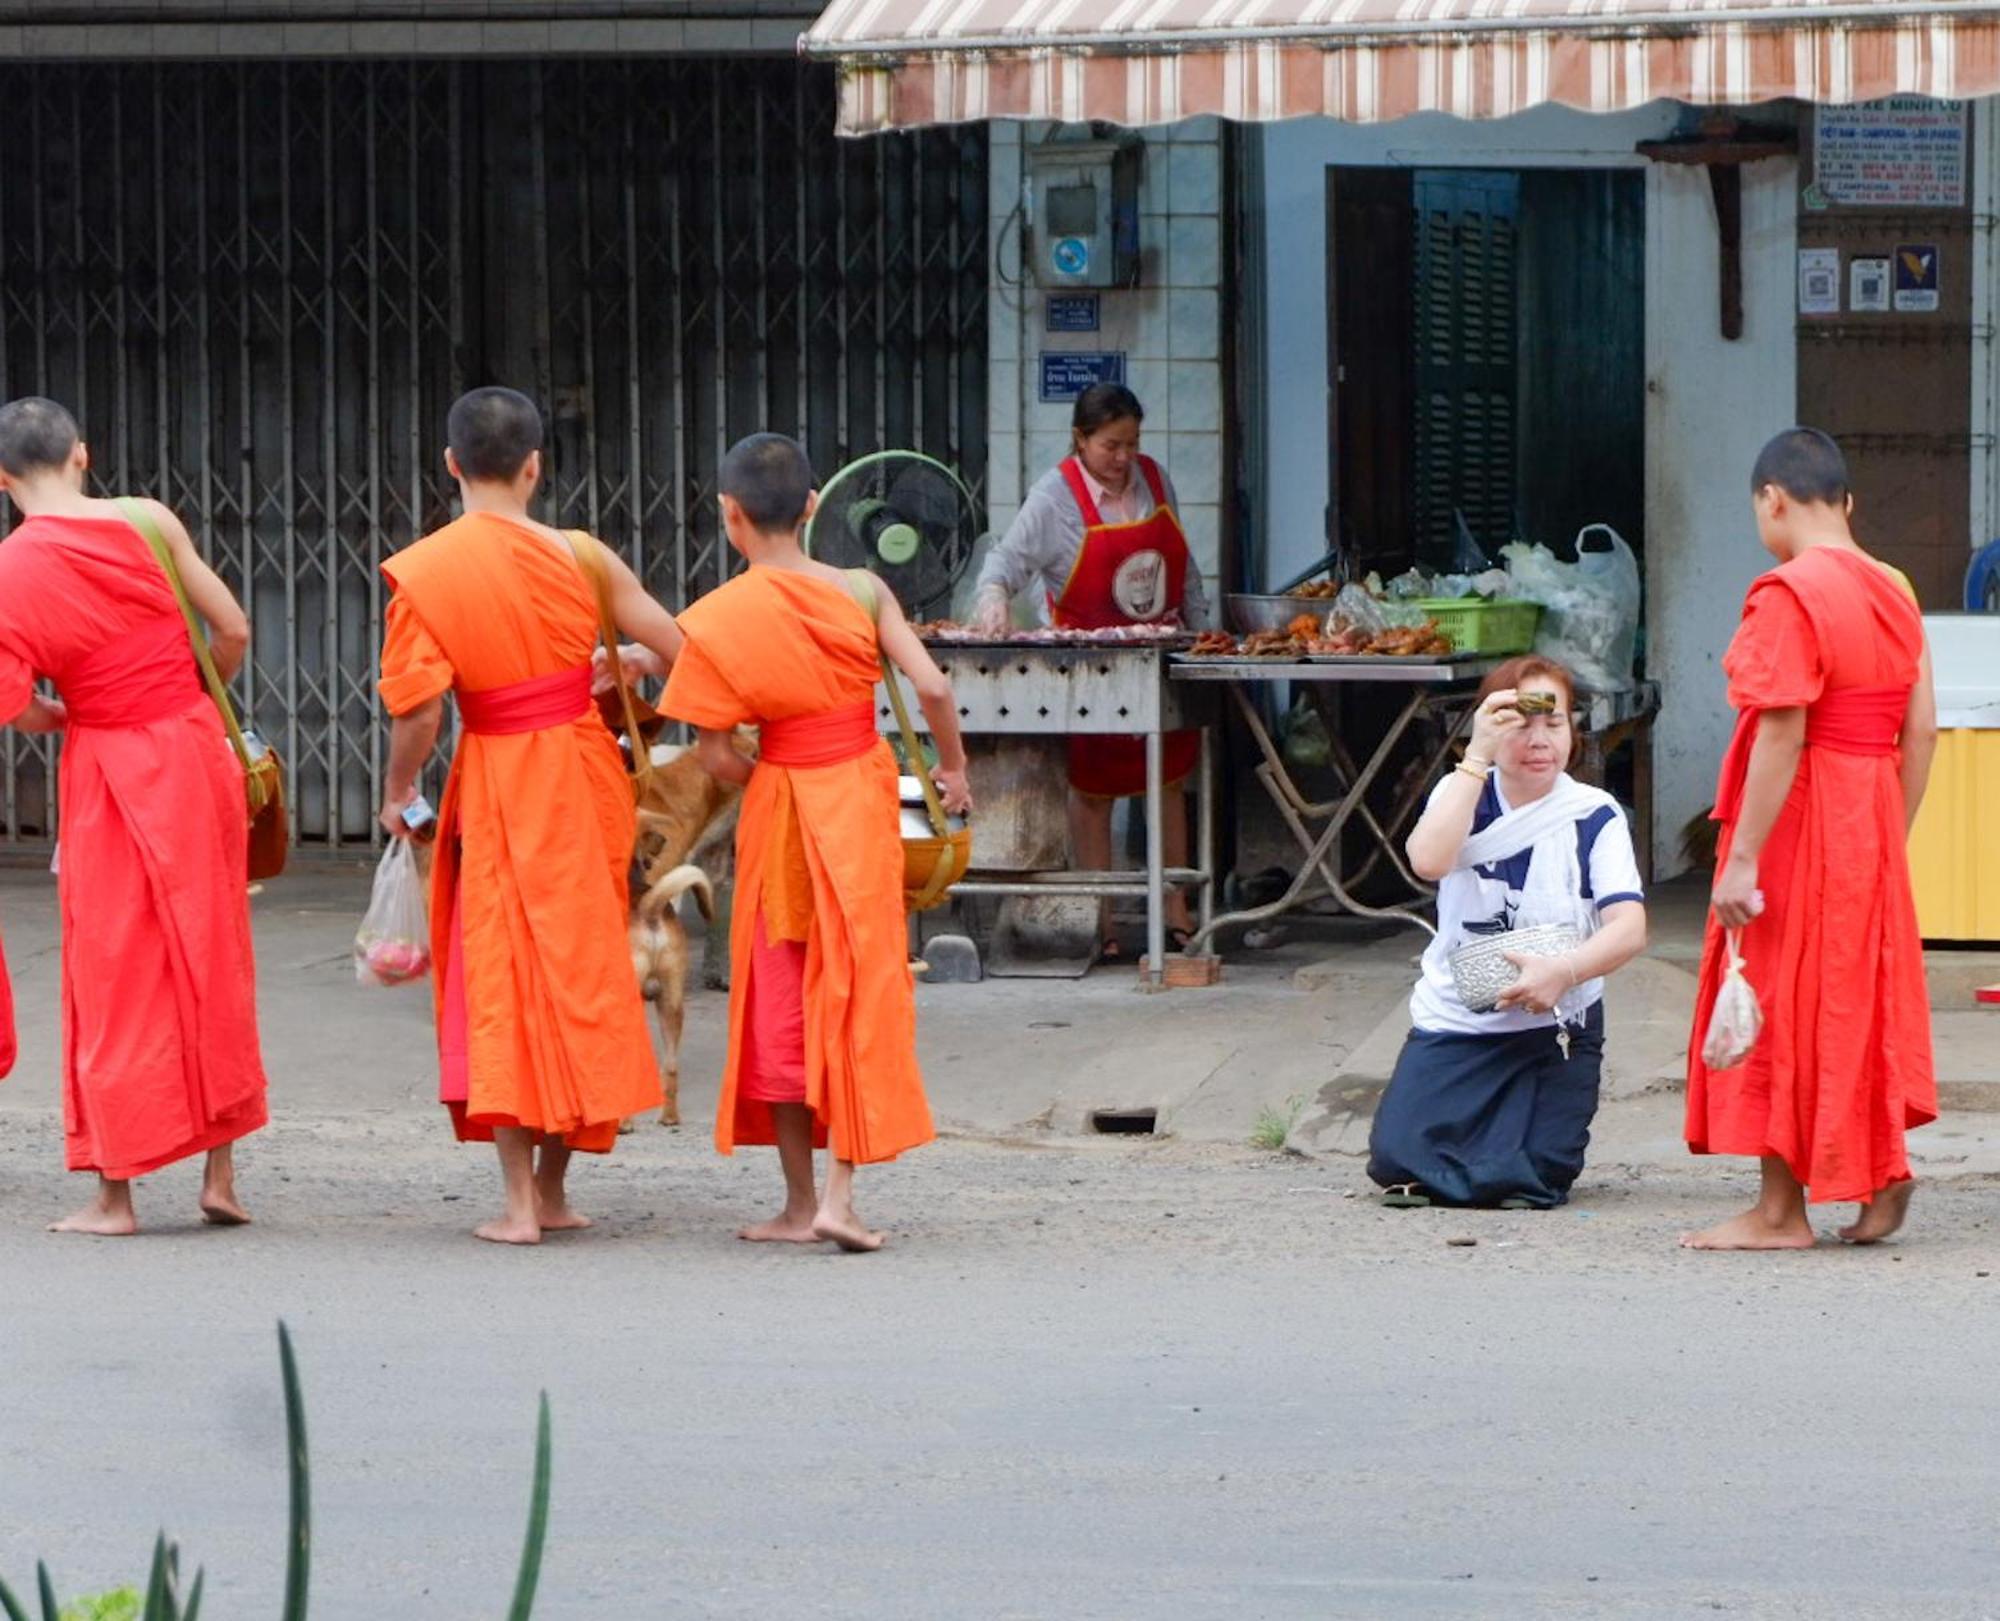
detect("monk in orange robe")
(640, 433), (971, 1251)
(1683, 428), (1939, 1250)
(0, 396), (266, 1234)
(377, 387), (684, 1246)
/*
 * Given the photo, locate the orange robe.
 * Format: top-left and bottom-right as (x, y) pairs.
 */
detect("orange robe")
(0, 513), (267, 1175)
(662, 567), (933, 1164)
(378, 513), (660, 1151)
(1686, 546), (1936, 1203)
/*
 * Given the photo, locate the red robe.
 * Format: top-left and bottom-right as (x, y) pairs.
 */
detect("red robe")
(1685, 546), (1936, 1203)
(0, 924), (15, 1080)
(0, 513), (268, 1177)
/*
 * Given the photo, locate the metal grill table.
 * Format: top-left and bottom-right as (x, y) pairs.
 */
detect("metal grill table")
(879, 642), (1217, 986)
(1168, 656), (1501, 947)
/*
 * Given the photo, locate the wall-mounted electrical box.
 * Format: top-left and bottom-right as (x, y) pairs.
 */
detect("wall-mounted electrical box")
(1026, 138), (1141, 290)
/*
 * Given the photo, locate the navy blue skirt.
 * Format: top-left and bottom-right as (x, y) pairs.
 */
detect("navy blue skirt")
(1366, 1003), (1605, 1209)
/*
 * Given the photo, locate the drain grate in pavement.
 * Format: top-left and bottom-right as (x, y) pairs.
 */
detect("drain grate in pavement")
(1089, 1108), (1158, 1135)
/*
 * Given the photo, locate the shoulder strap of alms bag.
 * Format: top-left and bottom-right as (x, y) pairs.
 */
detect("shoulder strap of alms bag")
(115, 496), (256, 780)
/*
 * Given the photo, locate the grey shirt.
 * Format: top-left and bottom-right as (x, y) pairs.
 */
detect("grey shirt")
(975, 463), (1210, 629)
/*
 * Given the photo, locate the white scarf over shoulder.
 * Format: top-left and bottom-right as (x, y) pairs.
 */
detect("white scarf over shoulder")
(1451, 773), (1621, 1025)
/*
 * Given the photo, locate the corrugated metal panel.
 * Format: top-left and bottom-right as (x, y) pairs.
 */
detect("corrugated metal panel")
(0, 59), (989, 848)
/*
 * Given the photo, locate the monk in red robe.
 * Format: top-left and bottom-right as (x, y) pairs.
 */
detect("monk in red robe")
(0, 397), (267, 1234)
(0, 922), (15, 1081)
(1683, 428), (1939, 1250)
(378, 387), (684, 1246)
(639, 433), (971, 1251)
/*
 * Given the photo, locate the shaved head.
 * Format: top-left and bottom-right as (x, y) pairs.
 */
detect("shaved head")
(0, 396), (81, 478)
(446, 387), (543, 484)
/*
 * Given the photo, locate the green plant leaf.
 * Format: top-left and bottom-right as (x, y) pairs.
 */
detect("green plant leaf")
(178, 1572), (201, 1621)
(141, 1537), (169, 1621)
(505, 1394), (552, 1621)
(277, 1322), (311, 1621)
(37, 1563), (57, 1621)
(0, 1573), (30, 1621)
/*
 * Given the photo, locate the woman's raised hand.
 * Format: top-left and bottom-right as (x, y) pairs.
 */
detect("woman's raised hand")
(1467, 689), (1525, 761)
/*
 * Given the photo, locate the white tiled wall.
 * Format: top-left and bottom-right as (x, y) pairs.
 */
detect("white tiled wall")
(986, 119), (1227, 617)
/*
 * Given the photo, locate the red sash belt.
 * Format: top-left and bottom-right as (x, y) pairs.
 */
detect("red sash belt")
(759, 702), (878, 768)
(1807, 685), (1907, 756)
(458, 665), (592, 736)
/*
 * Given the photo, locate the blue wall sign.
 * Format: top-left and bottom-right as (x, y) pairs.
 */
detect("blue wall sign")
(1051, 236), (1091, 277)
(1039, 351), (1126, 403)
(1045, 294), (1101, 333)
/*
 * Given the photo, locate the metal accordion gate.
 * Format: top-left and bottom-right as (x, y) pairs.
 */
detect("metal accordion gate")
(0, 57), (988, 850)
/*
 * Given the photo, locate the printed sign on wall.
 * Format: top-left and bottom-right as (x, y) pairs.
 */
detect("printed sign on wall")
(1039, 351), (1126, 403)
(1850, 257), (1891, 313)
(1815, 99), (1968, 207)
(1894, 244), (1940, 313)
(1798, 248), (1840, 316)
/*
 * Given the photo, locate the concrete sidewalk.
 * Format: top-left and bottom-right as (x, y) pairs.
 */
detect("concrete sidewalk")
(1, 860), (1995, 1176)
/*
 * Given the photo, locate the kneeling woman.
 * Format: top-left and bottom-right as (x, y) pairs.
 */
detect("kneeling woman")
(1368, 657), (1648, 1209)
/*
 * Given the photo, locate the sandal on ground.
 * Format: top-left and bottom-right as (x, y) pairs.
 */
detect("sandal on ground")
(1380, 1184), (1432, 1209)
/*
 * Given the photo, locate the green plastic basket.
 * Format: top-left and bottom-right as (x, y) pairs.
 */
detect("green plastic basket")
(1408, 597), (1543, 655)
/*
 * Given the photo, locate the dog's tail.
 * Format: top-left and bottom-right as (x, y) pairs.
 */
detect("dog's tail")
(641, 863), (714, 924)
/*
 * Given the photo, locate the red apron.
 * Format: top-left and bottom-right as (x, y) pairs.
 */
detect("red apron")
(1050, 456), (1201, 798)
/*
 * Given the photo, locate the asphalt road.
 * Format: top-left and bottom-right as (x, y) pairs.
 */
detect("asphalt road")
(5, 1110), (2000, 1620)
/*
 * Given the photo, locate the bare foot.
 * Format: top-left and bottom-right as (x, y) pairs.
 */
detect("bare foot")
(474, 1216), (542, 1246)
(812, 1211), (886, 1253)
(536, 1205), (594, 1233)
(1679, 1206), (1817, 1251)
(49, 1204), (138, 1237)
(739, 1215), (822, 1244)
(199, 1191), (252, 1227)
(1839, 1180), (1915, 1245)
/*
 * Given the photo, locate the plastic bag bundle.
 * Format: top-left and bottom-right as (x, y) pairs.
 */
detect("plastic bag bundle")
(355, 839), (431, 987)
(1700, 929), (1763, 1070)
(1500, 524), (1641, 692)
(1278, 697), (1332, 769)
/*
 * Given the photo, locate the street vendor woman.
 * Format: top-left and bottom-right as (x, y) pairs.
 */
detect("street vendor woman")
(969, 383), (1208, 957)
(1366, 656), (1649, 1209)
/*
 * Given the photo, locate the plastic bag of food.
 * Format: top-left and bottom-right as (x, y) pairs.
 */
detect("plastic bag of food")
(1328, 583), (1388, 636)
(1385, 567), (1434, 601)
(1700, 929), (1763, 1070)
(355, 839), (431, 987)
(1500, 524), (1641, 692)
(1279, 697), (1332, 769)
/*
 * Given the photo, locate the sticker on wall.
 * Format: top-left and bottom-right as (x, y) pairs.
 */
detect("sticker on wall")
(1051, 237), (1091, 277)
(1798, 248), (1840, 316)
(1894, 244), (1940, 312)
(1046, 294), (1101, 333)
(1850, 257), (1891, 313)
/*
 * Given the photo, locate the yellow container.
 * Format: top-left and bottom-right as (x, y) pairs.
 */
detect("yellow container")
(1909, 724), (2000, 942)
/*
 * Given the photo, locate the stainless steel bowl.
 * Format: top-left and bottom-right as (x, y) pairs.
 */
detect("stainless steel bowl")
(1224, 593), (1328, 636)
(899, 776), (968, 838)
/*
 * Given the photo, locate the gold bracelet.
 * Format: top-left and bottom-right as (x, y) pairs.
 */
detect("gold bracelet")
(1454, 757), (1489, 783)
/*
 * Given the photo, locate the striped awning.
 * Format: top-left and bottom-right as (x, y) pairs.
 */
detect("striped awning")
(802, 1), (2000, 132)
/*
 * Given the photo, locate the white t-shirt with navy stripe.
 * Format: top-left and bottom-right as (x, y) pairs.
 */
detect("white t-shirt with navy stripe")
(1409, 773), (1646, 1037)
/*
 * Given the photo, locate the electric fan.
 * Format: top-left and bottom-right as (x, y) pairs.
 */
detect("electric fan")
(803, 450), (982, 618)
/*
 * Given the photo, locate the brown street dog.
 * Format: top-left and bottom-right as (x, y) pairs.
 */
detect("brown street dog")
(623, 730), (756, 1126)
